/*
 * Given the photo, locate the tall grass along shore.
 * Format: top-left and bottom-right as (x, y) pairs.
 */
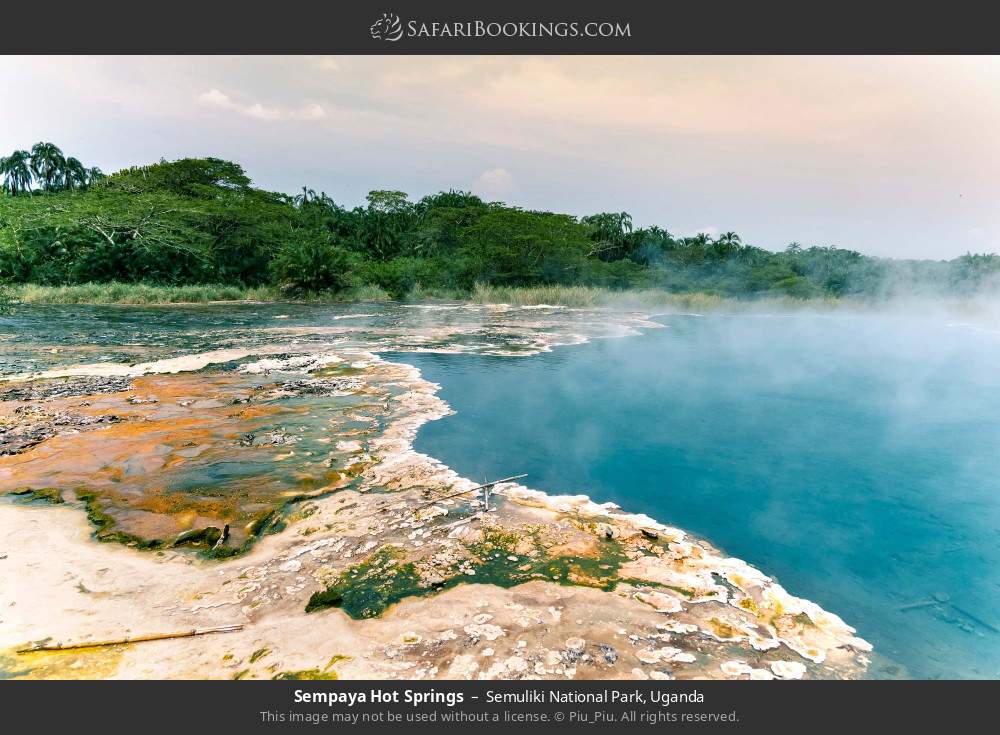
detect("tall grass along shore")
(5, 281), (842, 311)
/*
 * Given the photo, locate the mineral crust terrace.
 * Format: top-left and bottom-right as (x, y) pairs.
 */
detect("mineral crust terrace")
(0, 304), (872, 680)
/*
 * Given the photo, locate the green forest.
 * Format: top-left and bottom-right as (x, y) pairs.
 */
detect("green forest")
(2, 143), (998, 301)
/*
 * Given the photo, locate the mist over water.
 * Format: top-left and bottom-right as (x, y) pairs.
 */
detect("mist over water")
(391, 311), (1000, 679)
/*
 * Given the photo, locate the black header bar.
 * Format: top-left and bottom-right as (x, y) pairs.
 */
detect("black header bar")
(3, 0), (998, 54)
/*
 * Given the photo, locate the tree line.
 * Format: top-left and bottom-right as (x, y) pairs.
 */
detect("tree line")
(1, 150), (997, 299)
(0, 142), (104, 195)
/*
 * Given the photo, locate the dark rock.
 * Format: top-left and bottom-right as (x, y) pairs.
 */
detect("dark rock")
(598, 644), (619, 664)
(0, 407), (123, 455)
(260, 378), (362, 399)
(0, 376), (133, 402)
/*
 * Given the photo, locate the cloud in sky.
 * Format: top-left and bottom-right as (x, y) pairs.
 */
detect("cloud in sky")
(472, 168), (517, 202)
(2, 55), (999, 259)
(196, 88), (327, 121)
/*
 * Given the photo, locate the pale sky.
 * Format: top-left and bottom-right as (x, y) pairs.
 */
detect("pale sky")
(2, 56), (999, 259)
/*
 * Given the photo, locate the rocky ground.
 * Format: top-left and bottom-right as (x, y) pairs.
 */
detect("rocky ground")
(0, 307), (874, 680)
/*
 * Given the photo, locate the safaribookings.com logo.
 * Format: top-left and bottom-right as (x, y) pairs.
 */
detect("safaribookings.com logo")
(370, 13), (631, 42)
(370, 13), (404, 41)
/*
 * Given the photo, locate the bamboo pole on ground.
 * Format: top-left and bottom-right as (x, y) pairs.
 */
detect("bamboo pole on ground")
(413, 474), (527, 511)
(17, 623), (244, 654)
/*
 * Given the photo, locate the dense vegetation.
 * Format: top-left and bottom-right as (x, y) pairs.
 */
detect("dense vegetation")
(0, 142), (103, 195)
(2, 145), (998, 301)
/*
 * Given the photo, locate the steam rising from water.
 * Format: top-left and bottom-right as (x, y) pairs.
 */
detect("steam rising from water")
(399, 305), (1000, 679)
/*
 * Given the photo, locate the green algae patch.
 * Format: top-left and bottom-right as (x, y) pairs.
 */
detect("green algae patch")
(306, 548), (422, 618)
(232, 653), (350, 681)
(306, 535), (630, 619)
(249, 647), (271, 664)
(272, 654), (349, 681)
(273, 668), (338, 680)
(6, 487), (64, 504)
(666, 585), (697, 599)
(469, 525), (629, 590)
(76, 490), (163, 550)
(475, 527), (520, 553)
(313, 364), (366, 378)
(70, 486), (332, 560)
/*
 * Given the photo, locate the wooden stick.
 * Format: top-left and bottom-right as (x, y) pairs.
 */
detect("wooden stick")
(17, 623), (244, 654)
(413, 474), (527, 511)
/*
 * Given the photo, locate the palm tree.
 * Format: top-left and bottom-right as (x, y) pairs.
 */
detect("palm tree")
(713, 231), (742, 259)
(62, 157), (88, 190)
(29, 142), (65, 191)
(0, 150), (34, 195)
(294, 186), (317, 207)
(581, 211), (634, 260)
(85, 167), (104, 187)
(737, 245), (767, 266)
(365, 210), (399, 258)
